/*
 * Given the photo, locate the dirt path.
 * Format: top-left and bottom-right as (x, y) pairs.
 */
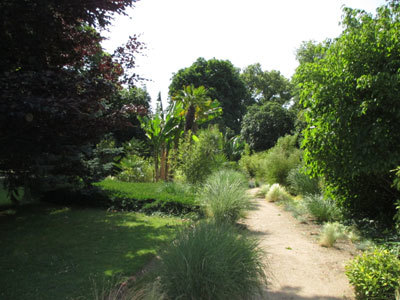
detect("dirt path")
(244, 189), (356, 300)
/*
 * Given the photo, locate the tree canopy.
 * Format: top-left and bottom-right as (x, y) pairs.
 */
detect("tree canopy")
(241, 63), (292, 105)
(169, 58), (252, 134)
(240, 102), (294, 152)
(0, 0), (143, 196)
(295, 1), (400, 218)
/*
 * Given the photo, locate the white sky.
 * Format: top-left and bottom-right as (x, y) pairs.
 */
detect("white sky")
(102, 0), (386, 108)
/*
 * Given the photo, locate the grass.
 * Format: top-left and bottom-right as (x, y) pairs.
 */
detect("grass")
(0, 203), (183, 300)
(265, 184), (292, 203)
(94, 179), (199, 215)
(158, 221), (266, 299)
(319, 222), (347, 247)
(304, 194), (341, 223)
(197, 169), (252, 224)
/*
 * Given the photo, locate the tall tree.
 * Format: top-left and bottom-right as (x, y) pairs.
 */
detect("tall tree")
(0, 0), (143, 197)
(294, 1), (400, 218)
(169, 58), (251, 134)
(241, 63), (292, 105)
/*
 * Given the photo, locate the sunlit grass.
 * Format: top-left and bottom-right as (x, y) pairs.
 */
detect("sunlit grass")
(0, 204), (183, 300)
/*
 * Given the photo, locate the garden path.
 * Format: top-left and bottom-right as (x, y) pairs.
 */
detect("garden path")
(244, 188), (356, 300)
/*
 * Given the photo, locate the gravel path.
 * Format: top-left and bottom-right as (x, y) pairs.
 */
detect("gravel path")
(244, 189), (355, 300)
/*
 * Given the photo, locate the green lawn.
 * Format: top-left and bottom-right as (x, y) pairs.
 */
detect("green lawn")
(0, 204), (183, 300)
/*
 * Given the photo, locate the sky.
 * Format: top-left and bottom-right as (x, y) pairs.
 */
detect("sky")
(102, 0), (386, 109)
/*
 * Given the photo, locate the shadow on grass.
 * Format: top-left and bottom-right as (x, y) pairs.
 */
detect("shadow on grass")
(0, 203), (182, 300)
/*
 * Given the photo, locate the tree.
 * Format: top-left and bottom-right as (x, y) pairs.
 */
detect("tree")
(169, 58), (251, 134)
(240, 102), (294, 152)
(295, 1), (400, 218)
(172, 85), (222, 134)
(241, 63), (292, 105)
(0, 0), (143, 198)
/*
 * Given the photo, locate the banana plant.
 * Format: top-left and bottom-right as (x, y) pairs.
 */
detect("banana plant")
(138, 101), (184, 181)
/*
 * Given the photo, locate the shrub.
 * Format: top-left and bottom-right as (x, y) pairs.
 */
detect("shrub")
(265, 184), (292, 203)
(319, 222), (347, 247)
(197, 169), (252, 224)
(158, 221), (266, 299)
(345, 248), (400, 300)
(287, 165), (320, 196)
(95, 180), (199, 215)
(304, 194), (341, 223)
(115, 155), (153, 183)
(177, 128), (225, 184)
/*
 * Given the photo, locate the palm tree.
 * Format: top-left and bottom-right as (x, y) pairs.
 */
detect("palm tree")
(173, 85), (222, 134)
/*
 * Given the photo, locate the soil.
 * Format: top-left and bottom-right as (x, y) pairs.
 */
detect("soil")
(244, 188), (358, 300)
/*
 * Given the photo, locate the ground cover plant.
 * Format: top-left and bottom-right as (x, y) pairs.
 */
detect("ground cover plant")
(197, 169), (251, 223)
(0, 204), (183, 300)
(95, 179), (199, 215)
(157, 221), (266, 299)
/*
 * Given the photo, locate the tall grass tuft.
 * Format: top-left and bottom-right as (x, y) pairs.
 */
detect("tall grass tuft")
(265, 184), (292, 203)
(197, 169), (252, 224)
(158, 221), (266, 299)
(287, 165), (320, 196)
(304, 194), (341, 223)
(319, 222), (347, 247)
(256, 184), (271, 198)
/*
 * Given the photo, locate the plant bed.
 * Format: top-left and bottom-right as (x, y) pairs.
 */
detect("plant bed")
(95, 179), (201, 216)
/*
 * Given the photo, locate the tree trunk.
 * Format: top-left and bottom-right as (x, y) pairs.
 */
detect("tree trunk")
(184, 104), (195, 134)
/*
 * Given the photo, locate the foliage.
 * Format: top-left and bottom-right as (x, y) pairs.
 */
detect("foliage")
(245, 135), (302, 185)
(240, 102), (294, 152)
(287, 165), (320, 196)
(177, 127), (225, 184)
(304, 194), (342, 223)
(158, 221), (266, 300)
(241, 63), (292, 105)
(95, 179), (199, 215)
(223, 135), (247, 161)
(265, 184), (292, 203)
(256, 184), (272, 198)
(294, 2), (400, 219)
(138, 101), (184, 181)
(319, 222), (347, 247)
(197, 169), (251, 224)
(0, 204), (182, 300)
(345, 248), (400, 300)
(114, 155), (153, 183)
(169, 57), (252, 134)
(172, 85), (222, 134)
(0, 0), (144, 197)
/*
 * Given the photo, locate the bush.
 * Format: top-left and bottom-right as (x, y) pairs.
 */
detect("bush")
(304, 194), (341, 223)
(177, 128), (225, 184)
(95, 180), (199, 215)
(239, 135), (302, 186)
(319, 222), (347, 247)
(197, 169), (252, 224)
(158, 221), (266, 299)
(256, 184), (271, 198)
(287, 165), (320, 196)
(265, 184), (292, 203)
(345, 248), (400, 300)
(115, 155), (153, 183)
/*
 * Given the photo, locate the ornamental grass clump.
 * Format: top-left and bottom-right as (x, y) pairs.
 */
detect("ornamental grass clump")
(158, 221), (266, 300)
(319, 222), (347, 247)
(304, 194), (342, 223)
(197, 169), (252, 224)
(265, 183), (292, 203)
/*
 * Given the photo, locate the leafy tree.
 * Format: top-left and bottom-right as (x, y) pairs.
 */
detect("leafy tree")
(169, 58), (251, 134)
(240, 102), (294, 152)
(0, 0), (143, 198)
(295, 1), (400, 218)
(241, 63), (292, 105)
